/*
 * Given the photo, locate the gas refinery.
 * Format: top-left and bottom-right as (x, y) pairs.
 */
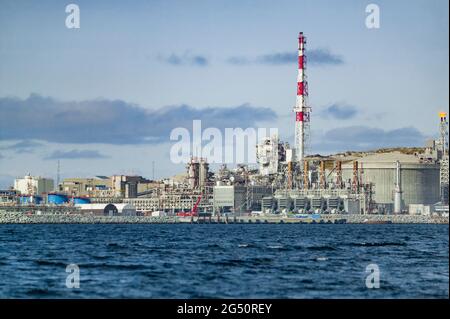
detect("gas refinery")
(1, 33), (448, 219)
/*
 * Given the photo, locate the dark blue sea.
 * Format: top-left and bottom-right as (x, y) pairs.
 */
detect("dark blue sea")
(0, 224), (448, 298)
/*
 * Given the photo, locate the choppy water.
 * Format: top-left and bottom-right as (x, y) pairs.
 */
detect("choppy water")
(0, 224), (448, 298)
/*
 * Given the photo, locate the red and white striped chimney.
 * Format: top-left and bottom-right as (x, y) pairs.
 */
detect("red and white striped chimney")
(294, 32), (308, 164)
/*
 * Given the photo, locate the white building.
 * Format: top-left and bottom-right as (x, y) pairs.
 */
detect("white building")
(409, 204), (432, 216)
(256, 135), (281, 176)
(151, 211), (166, 217)
(14, 174), (54, 196)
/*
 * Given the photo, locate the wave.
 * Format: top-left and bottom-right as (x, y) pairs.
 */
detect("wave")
(267, 245), (284, 249)
(202, 257), (273, 267)
(307, 245), (337, 251)
(202, 259), (241, 267)
(140, 270), (167, 278)
(349, 242), (407, 247)
(88, 254), (110, 260)
(207, 243), (222, 249)
(315, 257), (329, 261)
(34, 260), (68, 267)
(248, 257), (273, 264)
(106, 242), (127, 249)
(82, 262), (147, 270)
(36, 259), (148, 270)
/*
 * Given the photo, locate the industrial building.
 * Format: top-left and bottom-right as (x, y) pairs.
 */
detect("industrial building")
(123, 197), (160, 212)
(111, 175), (153, 198)
(60, 176), (112, 196)
(267, 189), (361, 214)
(0, 189), (18, 205)
(124, 191), (205, 213)
(60, 175), (154, 198)
(213, 185), (273, 213)
(14, 174), (54, 196)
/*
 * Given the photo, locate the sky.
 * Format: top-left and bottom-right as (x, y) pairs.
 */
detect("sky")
(0, 0), (448, 187)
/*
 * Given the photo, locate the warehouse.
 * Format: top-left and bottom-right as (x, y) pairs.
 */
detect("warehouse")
(213, 185), (273, 212)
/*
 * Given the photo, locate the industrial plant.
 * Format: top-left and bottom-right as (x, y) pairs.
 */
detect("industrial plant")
(1, 33), (448, 220)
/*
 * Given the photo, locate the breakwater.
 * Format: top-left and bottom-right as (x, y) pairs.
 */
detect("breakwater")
(0, 211), (447, 224)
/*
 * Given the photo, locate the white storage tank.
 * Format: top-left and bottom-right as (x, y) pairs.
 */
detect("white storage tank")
(342, 152), (440, 206)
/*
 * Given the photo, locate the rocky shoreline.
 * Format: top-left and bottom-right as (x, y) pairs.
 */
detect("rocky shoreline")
(0, 211), (448, 224)
(333, 214), (448, 224)
(0, 212), (174, 224)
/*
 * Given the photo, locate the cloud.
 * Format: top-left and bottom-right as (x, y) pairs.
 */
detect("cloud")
(227, 48), (343, 66)
(44, 150), (109, 160)
(321, 104), (358, 120)
(308, 49), (344, 66)
(312, 126), (426, 153)
(0, 140), (44, 154)
(226, 56), (251, 65)
(158, 53), (209, 67)
(257, 52), (297, 65)
(0, 94), (276, 145)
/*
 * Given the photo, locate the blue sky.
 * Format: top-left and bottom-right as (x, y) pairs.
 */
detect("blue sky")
(0, 0), (448, 187)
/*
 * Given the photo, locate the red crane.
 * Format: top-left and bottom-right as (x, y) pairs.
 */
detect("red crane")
(177, 195), (202, 217)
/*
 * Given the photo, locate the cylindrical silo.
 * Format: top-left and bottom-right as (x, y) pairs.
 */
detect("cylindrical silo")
(342, 152), (440, 209)
(47, 193), (69, 205)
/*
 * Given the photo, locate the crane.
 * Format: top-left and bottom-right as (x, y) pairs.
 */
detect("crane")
(177, 194), (202, 217)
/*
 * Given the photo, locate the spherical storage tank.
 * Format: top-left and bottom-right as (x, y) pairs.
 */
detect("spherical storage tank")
(341, 152), (440, 206)
(47, 193), (69, 205)
(72, 196), (91, 204)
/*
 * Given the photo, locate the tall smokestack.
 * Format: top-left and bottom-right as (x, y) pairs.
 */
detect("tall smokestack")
(294, 32), (310, 165)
